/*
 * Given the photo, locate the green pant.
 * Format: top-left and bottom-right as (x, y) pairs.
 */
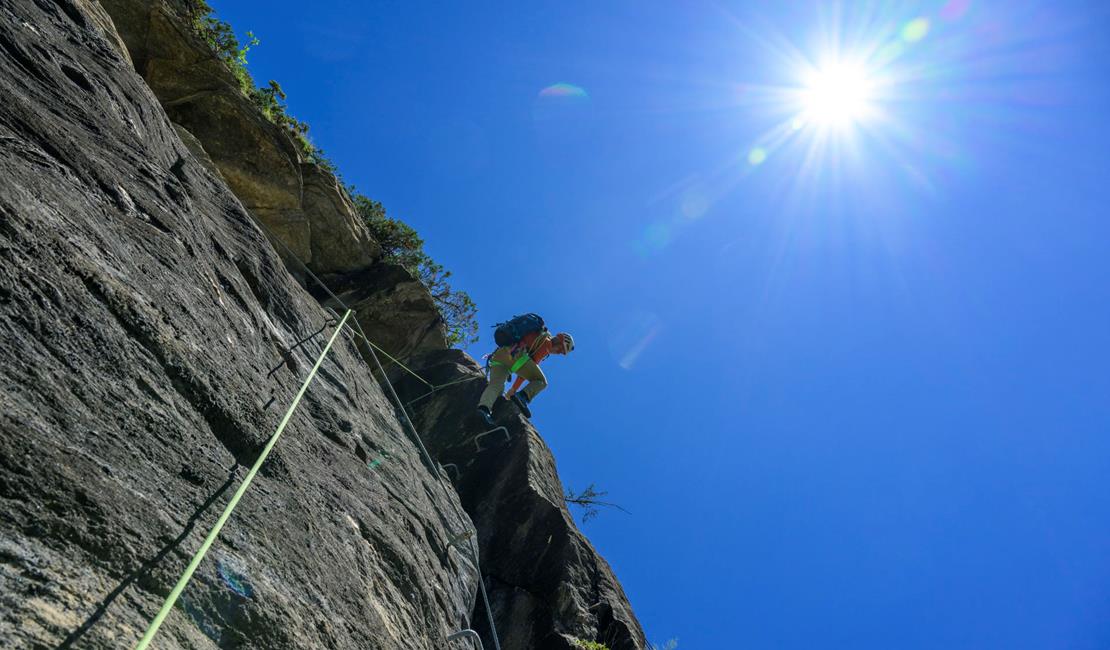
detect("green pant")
(479, 348), (547, 410)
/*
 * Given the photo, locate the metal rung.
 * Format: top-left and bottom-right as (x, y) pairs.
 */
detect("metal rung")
(473, 427), (509, 452)
(448, 629), (484, 650)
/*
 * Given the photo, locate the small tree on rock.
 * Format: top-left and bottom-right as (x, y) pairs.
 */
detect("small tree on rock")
(564, 483), (630, 523)
(350, 191), (478, 346)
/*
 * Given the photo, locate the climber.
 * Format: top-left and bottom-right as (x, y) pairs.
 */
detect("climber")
(477, 313), (574, 426)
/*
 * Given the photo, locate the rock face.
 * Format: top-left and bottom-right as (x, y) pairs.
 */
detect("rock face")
(397, 351), (647, 650)
(0, 1), (646, 649)
(314, 263), (450, 370)
(98, 0), (448, 390)
(0, 2), (473, 647)
(100, 0), (380, 275)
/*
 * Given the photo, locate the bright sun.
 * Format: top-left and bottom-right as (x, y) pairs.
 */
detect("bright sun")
(800, 62), (875, 127)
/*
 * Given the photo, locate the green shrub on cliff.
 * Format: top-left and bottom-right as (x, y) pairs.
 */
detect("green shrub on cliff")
(573, 636), (678, 650)
(350, 192), (479, 347)
(187, 1), (329, 169)
(185, 2), (477, 347)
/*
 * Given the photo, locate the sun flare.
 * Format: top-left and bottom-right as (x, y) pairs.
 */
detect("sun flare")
(800, 62), (874, 127)
(728, 4), (1017, 185)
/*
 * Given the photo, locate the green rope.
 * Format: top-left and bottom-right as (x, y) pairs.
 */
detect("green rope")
(241, 216), (503, 649)
(134, 310), (352, 650)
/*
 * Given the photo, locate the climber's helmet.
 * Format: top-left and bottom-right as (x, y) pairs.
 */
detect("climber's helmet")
(554, 332), (575, 355)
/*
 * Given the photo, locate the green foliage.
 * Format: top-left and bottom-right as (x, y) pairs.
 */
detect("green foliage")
(185, 2), (477, 347)
(189, 1), (238, 59)
(186, 1), (329, 169)
(350, 195), (425, 270)
(350, 190), (479, 347)
(574, 634), (675, 650)
(418, 258), (479, 346)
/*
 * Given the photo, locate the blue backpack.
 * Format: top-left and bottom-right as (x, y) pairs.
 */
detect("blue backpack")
(493, 313), (546, 348)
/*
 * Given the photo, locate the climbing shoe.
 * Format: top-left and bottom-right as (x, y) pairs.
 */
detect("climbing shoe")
(510, 392), (532, 418)
(477, 405), (495, 427)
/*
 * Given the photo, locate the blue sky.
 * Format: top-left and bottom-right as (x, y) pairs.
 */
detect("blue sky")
(211, 1), (1110, 647)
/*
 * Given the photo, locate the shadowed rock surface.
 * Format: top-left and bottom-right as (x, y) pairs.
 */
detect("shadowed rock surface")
(314, 263), (450, 369)
(0, 1), (473, 647)
(397, 350), (647, 650)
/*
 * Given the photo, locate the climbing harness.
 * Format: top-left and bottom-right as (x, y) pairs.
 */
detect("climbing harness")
(488, 352), (533, 374)
(488, 329), (551, 376)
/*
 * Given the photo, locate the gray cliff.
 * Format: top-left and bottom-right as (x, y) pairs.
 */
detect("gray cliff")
(0, 1), (645, 648)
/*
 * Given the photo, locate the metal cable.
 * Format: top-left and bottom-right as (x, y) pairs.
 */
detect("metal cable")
(248, 215), (502, 648)
(134, 311), (352, 649)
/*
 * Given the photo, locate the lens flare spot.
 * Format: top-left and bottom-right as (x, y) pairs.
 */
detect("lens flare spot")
(875, 41), (906, 66)
(748, 147), (768, 165)
(368, 449), (390, 470)
(901, 17), (930, 43)
(533, 82), (591, 130)
(680, 190), (710, 219)
(216, 559), (254, 598)
(539, 83), (588, 99)
(940, 0), (971, 21)
(608, 312), (663, 370)
(644, 223), (671, 249)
